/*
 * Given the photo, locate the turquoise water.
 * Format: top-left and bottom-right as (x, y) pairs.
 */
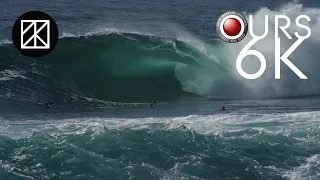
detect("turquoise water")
(1, 98), (320, 179)
(1, 0), (320, 179)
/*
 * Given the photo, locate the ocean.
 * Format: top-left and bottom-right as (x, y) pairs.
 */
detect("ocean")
(1, 0), (320, 179)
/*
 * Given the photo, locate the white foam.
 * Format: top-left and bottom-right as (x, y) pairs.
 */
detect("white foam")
(221, 3), (320, 98)
(1, 110), (319, 179)
(0, 70), (28, 81)
(283, 154), (320, 180)
(174, 2), (320, 99)
(0, 160), (34, 179)
(0, 39), (12, 46)
(1, 110), (320, 142)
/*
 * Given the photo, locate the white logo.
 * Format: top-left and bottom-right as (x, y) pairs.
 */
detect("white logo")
(236, 15), (311, 79)
(21, 20), (50, 49)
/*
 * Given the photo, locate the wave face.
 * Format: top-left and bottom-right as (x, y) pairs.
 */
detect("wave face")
(1, 2), (320, 106)
(37, 33), (207, 102)
(0, 32), (227, 105)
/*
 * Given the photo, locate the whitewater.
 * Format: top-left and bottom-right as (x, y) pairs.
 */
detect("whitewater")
(0, 1), (320, 180)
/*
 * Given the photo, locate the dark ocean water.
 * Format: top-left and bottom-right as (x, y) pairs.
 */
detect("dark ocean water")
(0, 0), (320, 179)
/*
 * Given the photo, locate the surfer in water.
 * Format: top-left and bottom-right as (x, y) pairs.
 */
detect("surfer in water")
(45, 102), (54, 108)
(220, 106), (225, 111)
(149, 100), (157, 108)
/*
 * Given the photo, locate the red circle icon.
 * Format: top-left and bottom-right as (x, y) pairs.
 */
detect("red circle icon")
(223, 18), (241, 36)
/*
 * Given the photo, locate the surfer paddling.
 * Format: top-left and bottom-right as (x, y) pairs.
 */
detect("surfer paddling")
(149, 100), (157, 108)
(220, 106), (225, 111)
(45, 102), (54, 108)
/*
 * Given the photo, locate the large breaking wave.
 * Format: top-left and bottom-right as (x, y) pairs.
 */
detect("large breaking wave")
(0, 32), (226, 107)
(0, 2), (320, 107)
